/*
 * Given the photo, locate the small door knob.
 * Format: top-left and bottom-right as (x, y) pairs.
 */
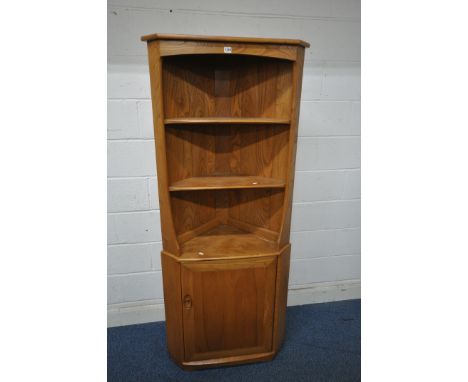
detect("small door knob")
(183, 294), (192, 309)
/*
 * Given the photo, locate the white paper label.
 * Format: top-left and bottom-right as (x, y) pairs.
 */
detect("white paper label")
(224, 46), (232, 53)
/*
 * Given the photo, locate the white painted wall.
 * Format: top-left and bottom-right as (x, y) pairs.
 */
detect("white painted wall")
(107, 0), (361, 327)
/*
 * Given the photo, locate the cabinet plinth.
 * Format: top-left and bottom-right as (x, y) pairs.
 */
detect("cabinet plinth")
(143, 33), (308, 370)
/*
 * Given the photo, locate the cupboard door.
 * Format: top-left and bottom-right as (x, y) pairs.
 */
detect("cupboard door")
(181, 257), (277, 362)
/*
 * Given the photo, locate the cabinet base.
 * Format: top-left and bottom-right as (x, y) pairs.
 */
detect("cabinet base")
(176, 351), (277, 370)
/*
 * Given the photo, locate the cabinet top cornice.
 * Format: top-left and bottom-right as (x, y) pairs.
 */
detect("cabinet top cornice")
(140, 33), (310, 48)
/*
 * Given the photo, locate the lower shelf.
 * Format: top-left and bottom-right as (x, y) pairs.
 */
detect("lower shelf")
(180, 224), (278, 260)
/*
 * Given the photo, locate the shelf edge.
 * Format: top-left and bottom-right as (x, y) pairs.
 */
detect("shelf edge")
(164, 118), (291, 125)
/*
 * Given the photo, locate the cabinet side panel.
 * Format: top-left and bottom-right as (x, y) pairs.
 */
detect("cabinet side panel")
(147, 41), (179, 254)
(278, 47), (305, 246)
(161, 252), (184, 363)
(273, 245), (291, 351)
(275, 61), (294, 119)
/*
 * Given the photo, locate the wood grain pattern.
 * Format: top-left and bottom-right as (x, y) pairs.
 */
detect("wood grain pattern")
(170, 190), (217, 238)
(181, 257), (277, 362)
(176, 218), (220, 245)
(158, 40), (298, 61)
(146, 41), (180, 255)
(143, 34), (307, 369)
(165, 117), (290, 125)
(165, 121), (289, 241)
(169, 176), (285, 191)
(278, 47), (305, 247)
(181, 351), (276, 370)
(162, 55), (293, 119)
(180, 224), (277, 259)
(141, 33), (310, 48)
(228, 189), (284, 235)
(165, 124), (289, 182)
(227, 217), (279, 242)
(272, 245), (291, 352)
(160, 252), (184, 364)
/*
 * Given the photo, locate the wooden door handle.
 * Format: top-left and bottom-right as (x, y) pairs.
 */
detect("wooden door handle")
(183, 294), (192, 309)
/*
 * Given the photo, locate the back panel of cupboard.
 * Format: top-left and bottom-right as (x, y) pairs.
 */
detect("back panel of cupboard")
(170, 189), (285, 240)
(162, 55), (293, 118)
(165, 124), (290, 182)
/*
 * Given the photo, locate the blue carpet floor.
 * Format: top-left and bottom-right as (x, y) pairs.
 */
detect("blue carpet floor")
(108, 299), (360, 382)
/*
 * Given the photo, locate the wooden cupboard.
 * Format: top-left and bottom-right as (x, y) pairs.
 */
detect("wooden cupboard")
(141, 33), (309, 370)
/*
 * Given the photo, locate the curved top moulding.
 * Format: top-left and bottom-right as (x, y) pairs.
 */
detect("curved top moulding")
(141, 33), (310, 47)
(141, 33), (310, 62)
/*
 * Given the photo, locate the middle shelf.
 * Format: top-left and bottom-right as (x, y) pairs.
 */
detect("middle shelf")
(169, 176), (286, 191)
(164, 117), (290, 125)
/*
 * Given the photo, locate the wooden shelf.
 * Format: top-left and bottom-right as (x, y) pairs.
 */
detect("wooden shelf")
(169, 176), (286, 191)
(180, 224), (278, 260)
(164, 117), (290, 125)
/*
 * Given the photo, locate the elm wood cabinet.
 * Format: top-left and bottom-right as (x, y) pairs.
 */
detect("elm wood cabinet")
(141, 33), (309, 370)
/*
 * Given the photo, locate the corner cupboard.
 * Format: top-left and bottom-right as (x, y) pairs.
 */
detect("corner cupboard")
(141, 33), (309, 370)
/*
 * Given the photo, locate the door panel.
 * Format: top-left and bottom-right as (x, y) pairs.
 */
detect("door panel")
(181, 257), (277, 362)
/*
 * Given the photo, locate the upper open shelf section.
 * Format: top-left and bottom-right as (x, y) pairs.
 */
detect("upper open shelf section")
(162, 54), (293, 120)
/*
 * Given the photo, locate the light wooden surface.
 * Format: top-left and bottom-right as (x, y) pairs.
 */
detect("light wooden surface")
(165, 124), (290, 184)
(146, 41), (180, 255)
(143, 34), (307, 369)
(181, 257), (277, 362)
(169, 176), (285, 191)
(181, 351), (276, 370)
(160, 253), (184, 362)
(162, 54), (293, 119)
(180, 224), (278, 259)
(164, 117), (290, 125)
(278, 47), (305, 248)
(158, 40), (299, 61)
(141, 33), (310, 48)
(273, 245), (291, 351)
